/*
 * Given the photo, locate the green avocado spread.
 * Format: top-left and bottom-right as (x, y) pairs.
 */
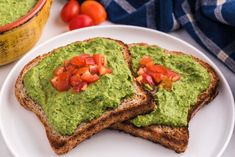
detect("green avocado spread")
(130, 45), (210, 127)
(0, 0), (38, 26)
(23, 38), (135, 135)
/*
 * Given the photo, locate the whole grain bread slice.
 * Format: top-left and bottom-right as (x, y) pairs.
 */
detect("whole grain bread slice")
(15, 38), (155, 155)
(111, 43), (219, 153)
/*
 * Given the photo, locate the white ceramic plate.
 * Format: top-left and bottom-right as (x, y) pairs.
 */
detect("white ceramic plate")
(0, 25), (234, 157)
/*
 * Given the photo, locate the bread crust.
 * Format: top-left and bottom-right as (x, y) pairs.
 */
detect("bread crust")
(15, 38), (155, 155)
(111, 43), (219, 153)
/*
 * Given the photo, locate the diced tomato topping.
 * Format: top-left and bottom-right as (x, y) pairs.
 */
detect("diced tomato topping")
(137, 67), (146, 75)
(98, 65), (112, 75)
(76, 67), (89, 75)
(51, 53), (111, 93)
(51, 72), (70, 91)
(166, 70), (180, 81)
(89, 65), (99, 74)
(70, 56), (85, 67)
(146, 64), (167, 74)
(70, 74), (82, 87)
(81, 71), (99, 83)
(72, 82), (88, 93)
(93, 54), (107, 66)
(136, 56), (180, 88)
(140, 56), (154, 67)
(53, 66), (65, 76)
(65, 64), (78, 74)
(85, 57), (95, 65)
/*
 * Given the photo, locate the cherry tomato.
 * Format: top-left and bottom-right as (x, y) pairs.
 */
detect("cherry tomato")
(51, 72), (70, 91)
(81, 1), (107, 25)
(69, 15), (94, 30)
(61, 0), (80, 23)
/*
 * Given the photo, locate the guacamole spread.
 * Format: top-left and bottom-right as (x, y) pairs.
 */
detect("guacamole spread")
(0, 0), (38, 26)
(130, 45), (210, 127)
(23, 38), (135, 135)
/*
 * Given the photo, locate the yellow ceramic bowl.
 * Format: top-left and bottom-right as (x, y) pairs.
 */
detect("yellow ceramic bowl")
(0, 0), (53, 65)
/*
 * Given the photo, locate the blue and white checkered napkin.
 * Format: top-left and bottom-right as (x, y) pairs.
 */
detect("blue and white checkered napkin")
(100, 0), (235, 73)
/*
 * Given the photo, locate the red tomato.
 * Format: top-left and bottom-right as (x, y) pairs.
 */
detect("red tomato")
(61, 0), (80, 23)
(85, 57), (95, 65)
(166, 70), (180, 81)
(69, 15), (94, 30)
(76, 67), (89, 75)
(89, 65), (99, 74)
(51, 72), (70, 91)
(53, 66), (65, 76)
(81, 71), (99, 83)
(137, 67), (145, 75)
(146, 64), (167, 74)
(70, 54), (89, 67)
(70, 74), (82, 87)
(80, 1), (107, 25)
(98, 66), (112, 75)
(72, 82), (88, 93)
(65, 64), (78, 74)
(140, 56), (154, 67)
(151, 73), (162, 83)
(93, 54), (106, 66)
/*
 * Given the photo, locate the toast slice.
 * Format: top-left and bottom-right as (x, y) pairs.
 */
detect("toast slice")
(15, 38), (155, 155)
(111, 43), (219, 153)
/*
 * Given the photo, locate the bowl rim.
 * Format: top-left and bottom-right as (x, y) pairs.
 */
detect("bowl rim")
(0, 0), (47, 33)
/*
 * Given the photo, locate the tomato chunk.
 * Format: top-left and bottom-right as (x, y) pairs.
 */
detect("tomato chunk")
(72, 82), (88, 93)
(81, 71), (99, 83)
(70, 56), (85, 67)
(89, 65), (99, 74)
(140, 56), (154, 67)
(93, 54), (106, 66)
(70, 74), (82, 87)
(76, 67), (89, 75)
(70, 54), (90, 67)
(146, 64), (167, 74)
(65, 64), (78, 74)
(85, 57), (95, 65)
(98, 65), (112, 75)
(51, 72), (70, 91)
(53, 66), (65, 76)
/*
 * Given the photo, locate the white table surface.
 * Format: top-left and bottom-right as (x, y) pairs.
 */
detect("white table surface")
(0, 1), (234, 156)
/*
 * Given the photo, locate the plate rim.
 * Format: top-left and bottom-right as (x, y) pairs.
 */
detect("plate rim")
(0, 25), (234, 157)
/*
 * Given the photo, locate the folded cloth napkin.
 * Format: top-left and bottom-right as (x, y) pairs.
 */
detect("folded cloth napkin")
(100, 0), (235, 73)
